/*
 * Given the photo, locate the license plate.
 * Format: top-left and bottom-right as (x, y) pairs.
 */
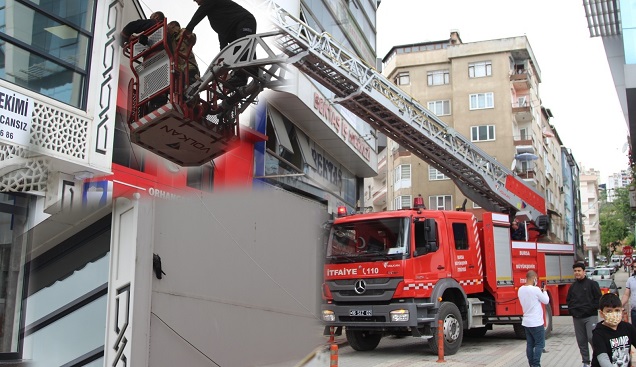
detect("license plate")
(349, 309), (372, 316)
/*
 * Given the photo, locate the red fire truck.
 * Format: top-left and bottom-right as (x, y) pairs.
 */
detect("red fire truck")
(321, 202), (574, 354)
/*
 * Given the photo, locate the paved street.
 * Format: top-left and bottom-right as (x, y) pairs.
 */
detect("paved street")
(265, 266), (633, 367)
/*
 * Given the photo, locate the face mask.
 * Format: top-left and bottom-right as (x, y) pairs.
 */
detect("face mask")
(533, 279), (538, 286)
(602, 311), (623, 327)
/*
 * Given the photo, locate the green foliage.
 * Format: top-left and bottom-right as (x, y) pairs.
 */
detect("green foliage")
(600, 187), (636, 253)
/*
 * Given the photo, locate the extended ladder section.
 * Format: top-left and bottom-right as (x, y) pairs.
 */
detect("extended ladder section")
(173, 1), (546, 219)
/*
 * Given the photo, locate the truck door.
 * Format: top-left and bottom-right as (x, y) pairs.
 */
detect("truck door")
(446, 215), (483, 293)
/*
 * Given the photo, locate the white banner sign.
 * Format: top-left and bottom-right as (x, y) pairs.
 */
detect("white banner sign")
(0, 86), (33, 146)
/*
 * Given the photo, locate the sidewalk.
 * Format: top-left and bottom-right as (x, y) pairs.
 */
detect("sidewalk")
(332, 316), (586, 367)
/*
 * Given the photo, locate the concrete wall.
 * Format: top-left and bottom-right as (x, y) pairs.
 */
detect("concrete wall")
(147, 188), (328, 366)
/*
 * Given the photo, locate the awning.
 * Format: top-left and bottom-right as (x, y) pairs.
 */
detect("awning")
(295, 129), (316, 169)
(268, 106), (294, 153)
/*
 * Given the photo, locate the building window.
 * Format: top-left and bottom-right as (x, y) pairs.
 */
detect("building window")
(0, 0), (97, 109)
(427, 100), (451, 116)
(394, 72), (410, 86)
(187, 165), (214, 192)
(394, 195), (412, 210)
(429, 167), (449, 181)
(427, 70), (449, 86)
(471, 125), (495, 142)
(429, 195), (452, 210)
(468, 61), (492, 78)
(394, 164), (411, 190)
(469, 92), (494, 110)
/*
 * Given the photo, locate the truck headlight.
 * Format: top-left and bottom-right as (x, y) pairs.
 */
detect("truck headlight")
(390, 309), (409, 322)
(322, 310), (335, 322)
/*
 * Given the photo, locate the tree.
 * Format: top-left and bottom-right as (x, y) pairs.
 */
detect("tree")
(600, 187), (636, 255)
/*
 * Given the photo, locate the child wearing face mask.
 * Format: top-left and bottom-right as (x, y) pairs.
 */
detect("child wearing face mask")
(591, 293), (636, 367)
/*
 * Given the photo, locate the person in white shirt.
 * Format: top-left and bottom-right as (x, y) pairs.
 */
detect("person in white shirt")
(518, 270), (550, 367)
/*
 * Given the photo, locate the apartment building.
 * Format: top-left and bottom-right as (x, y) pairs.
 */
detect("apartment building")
(580, 167), (602, 260)
(374, 32), (569, 241)
(606, 169), (632, 202)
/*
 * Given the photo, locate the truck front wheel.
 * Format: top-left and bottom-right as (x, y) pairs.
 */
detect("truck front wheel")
(346, 329), (382, 351)
(428, 302), (463, 355)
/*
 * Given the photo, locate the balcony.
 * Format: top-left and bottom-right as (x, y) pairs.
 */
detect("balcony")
(514, 136), (535, 154)
(372, 186), (387, 206)
(515, 168), (538, 186)
(510, 70), (532, 91)
(512, 101), (533, 123)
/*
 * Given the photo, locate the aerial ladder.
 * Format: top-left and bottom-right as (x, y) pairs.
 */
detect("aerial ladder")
(124, 1), (546, 221)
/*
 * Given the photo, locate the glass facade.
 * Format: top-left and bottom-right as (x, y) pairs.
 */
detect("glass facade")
(621, 0), (636, 64)
(0, 0), (96, 109)
(20, 215), (110, 365)
(0, 193), (31, 357)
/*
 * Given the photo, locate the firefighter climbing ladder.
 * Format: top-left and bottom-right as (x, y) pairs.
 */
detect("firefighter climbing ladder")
(183, 0), (547, 220)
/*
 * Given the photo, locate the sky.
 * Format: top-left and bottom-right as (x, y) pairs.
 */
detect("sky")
(137, 0), (629, 183)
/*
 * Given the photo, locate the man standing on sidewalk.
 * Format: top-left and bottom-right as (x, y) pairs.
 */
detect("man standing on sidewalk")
(567, 262), (603, 367)
(518, 270), (550, 367)
(621, 262), (636, 326)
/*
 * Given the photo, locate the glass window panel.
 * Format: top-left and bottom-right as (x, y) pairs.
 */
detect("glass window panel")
(0, 42), (85, 107)
(24, 253), (109, 325)
(83, 357), (104, 367)
(0, 0), (90, 70)
(30, 0), (96, 31)
(22, 295), (107, 367)
(624, 28), (636, 64)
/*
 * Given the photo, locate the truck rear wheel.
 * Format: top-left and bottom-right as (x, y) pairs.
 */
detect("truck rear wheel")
(513, 303), (553, 339)
(345, 329), (382, 351)
(428, 302), (463, 355)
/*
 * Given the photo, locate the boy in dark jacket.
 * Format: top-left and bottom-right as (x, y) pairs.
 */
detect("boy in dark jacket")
(591, 293), (636, 367)
(567, 262), (603, 367)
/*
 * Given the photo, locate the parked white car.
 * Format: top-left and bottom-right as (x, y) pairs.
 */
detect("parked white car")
(590, 267), (614, 281)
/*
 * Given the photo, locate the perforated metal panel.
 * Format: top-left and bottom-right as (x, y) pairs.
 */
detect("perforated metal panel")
(132, 26), (165, 58)
(137, 51), (170, 102)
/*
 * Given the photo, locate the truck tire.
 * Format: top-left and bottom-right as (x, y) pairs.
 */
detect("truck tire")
(345, 329), (382, 351)
(513, 304), (553, 339)
(428, 302), (463, 355)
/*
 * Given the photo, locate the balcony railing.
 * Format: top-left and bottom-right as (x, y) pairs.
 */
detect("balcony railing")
(510, 69), (532, 90)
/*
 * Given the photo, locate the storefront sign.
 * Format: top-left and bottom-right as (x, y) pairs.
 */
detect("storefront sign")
(313, 92), (371, 161)
(0, 86), (33, 146)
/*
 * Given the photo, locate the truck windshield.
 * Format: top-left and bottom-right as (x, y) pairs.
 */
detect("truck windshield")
(326, 217), (409, 263)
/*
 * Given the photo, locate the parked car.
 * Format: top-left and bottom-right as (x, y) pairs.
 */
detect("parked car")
(585, 266), (595, 278)
(591, 267), (614, 281)
(596, 279), (621, 296)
